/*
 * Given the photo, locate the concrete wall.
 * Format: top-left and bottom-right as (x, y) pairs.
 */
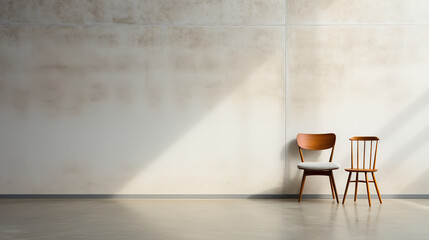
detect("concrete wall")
(0, 0), (286, 194)
(1, 0), (428, 195)
(286, 0), (429, 195)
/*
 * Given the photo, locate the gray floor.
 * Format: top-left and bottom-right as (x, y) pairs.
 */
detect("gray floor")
(0, 199), (428, 240)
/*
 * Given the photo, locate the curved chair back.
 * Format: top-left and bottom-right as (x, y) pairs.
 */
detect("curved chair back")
(297, 133), (336, 162)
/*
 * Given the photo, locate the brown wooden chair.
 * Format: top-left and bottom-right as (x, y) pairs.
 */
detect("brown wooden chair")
(297, 133), (340, 203)
(342, 136), (382, 206)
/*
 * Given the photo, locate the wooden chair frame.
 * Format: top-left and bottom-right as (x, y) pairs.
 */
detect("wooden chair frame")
(342, 136), (382, 206)
(297, 133), (339, 203)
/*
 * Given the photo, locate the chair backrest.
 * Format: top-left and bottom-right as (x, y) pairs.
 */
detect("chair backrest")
(349, 136), (379, 169)
(297, 133), (336, 162)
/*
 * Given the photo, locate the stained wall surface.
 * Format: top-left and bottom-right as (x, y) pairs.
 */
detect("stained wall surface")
(0, 0), (285, 194)
(1, 0), (429, 195)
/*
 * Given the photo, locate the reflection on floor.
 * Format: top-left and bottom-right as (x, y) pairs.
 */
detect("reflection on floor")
(0, 199), (428, 239)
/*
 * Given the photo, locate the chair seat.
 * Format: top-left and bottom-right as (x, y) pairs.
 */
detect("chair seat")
(345, 168), (378, 172)
(297, 162), (340, 170)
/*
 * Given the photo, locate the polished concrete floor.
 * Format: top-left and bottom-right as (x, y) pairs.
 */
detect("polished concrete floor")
(0, 199), (428, 239)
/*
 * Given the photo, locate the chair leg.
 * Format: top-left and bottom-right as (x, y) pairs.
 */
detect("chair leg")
(342, 172), (352, 204)
(329, 174), (335, 199)
(365, 172), (371, 206)
(372, 172), (382, 204)
(298, 171), (307, 202)
(329, 171), (339, 203)
(354, 172), (359, 202)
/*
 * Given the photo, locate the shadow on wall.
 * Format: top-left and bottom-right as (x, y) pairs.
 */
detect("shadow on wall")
(286, 0), (429, 194)
(376, 90), (429, 192)
(285, 89), (429, 195)
(281, 138), (324, 193)
(0, 26), (284, 193)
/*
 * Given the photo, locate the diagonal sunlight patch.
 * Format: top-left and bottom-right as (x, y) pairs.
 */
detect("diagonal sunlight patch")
(117, 56), (285, 194)
(377, 90), (429, 193)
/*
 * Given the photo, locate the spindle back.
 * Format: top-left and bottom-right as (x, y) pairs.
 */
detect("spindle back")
(349, 136), (379, 170)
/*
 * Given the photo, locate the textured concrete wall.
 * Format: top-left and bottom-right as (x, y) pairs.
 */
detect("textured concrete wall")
(286, 0), (429, 194)
(0, 0), (285, 194)
(1, 1), (429, 195)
